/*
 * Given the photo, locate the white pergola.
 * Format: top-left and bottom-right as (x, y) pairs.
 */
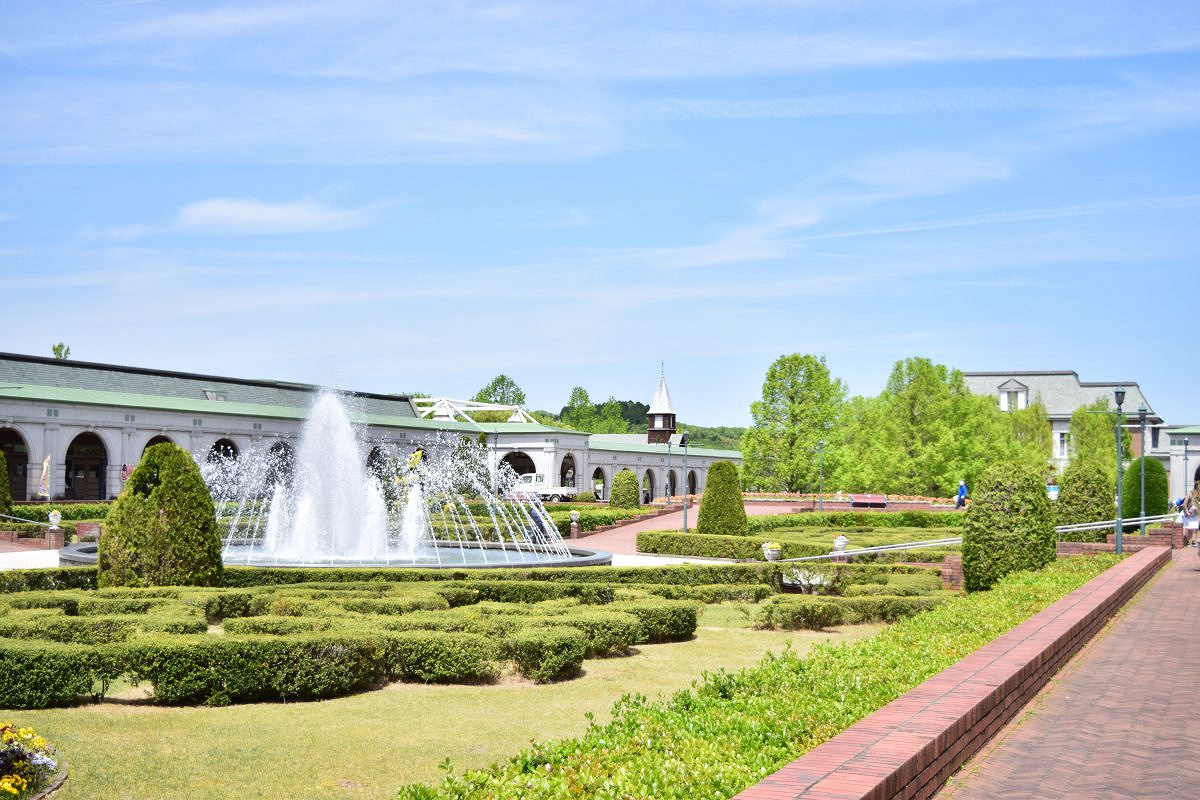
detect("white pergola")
(412, 397), (537, 425)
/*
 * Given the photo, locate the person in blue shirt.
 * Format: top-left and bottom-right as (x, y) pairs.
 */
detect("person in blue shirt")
(955, 480), (968, 510)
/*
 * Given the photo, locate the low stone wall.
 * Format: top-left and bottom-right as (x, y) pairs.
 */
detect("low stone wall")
(732, 545), (1170, 800)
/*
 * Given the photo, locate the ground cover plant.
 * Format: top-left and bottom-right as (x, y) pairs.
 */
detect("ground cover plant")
(4, 609), (883, 800)
(0, 721), (58, 798)
(396, 554), (1119, 800)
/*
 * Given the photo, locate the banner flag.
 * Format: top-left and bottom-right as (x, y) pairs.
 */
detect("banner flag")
(37, 455), (50, 498)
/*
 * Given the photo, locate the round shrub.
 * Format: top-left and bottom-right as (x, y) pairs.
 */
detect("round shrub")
(1120, 457), (1169, 524)
(99, 443), (222, 588)
(609, 469), (641, 509)
(696, 461), (747, 536)
(503, 626), (586, 682)
(962, 462), (1055, 592)
(1055, 461), (1112, 539)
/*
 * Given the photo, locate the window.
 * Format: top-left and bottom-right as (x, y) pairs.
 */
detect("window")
(193, 418), (203, 427)
(253, 422), (263, 431)
(203, 390), (228, 401)
(1006, 391), (1019, 411)
(45, 408), (59, 418)
(1058, 432), (1071, 459)
(1152, 428), (1160, 450)
(124, 414), (136, 422)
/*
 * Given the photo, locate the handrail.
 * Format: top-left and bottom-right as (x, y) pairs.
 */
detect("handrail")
(0, 513), (52, 528)
(777, 536), (962, 563)
(1055, 513), (1178, 543)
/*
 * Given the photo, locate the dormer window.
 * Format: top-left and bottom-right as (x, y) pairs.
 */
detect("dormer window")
(203, 390), (228, 401)
(996, 380), (1028, 412)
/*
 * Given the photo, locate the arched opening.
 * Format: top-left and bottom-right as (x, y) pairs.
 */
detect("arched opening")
(687, 470), (698, 496)
(500, 451), (536, 475)
(591, 467), (606, 501)
(665, 469), (678, 499)
(559, 454), (576, 488)
(265, 441), (295, 488)
(0, 428), (29, 502)
(142, 434), (174, 456)
(65, 432), (108, 501)
(207, 438), (239, 463)
(641, 470), (656, 504)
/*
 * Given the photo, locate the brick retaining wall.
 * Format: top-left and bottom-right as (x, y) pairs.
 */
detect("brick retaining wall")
(732, 545), (1170, 800)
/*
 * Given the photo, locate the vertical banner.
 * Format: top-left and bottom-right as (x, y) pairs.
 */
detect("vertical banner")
(37, 454), (50, 498)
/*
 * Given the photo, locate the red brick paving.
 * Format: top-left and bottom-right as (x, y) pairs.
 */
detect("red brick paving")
(578, 501), (789, 555)
(936, 546), (1200, 800)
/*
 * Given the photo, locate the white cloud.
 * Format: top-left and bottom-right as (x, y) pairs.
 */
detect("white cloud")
(175, 198), (372, 234)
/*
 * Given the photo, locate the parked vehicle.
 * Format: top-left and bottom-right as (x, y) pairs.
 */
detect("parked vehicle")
(510, 473), (578, 502)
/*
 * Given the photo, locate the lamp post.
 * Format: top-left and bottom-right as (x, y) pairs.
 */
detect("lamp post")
(1114, 387), (1126, 555)
(1185, 436), (1191, 503)
(818, 440), (825, 512)
(666, 440), (673, 503)
(681, 432), (690, 532)
(1138, 405), (1147, 535)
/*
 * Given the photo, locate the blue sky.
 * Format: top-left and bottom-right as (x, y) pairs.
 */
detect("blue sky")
(1, 1), (1197, 427)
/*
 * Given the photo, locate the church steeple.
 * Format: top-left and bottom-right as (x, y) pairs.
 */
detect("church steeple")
(647, 367), (676, 444)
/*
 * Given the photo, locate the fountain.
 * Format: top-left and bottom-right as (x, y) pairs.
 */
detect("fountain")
(202, 391), (608, 568)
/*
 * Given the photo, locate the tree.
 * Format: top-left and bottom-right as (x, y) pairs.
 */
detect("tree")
(99, 443), (223, 587)
(609, 469), (641, 509)
(1009, 400), (1053, 475)
(832, 357), (1022, 497)
(560, 386), (598, 430)
(1121, 457), (1170, 523)
(1055, 460), (1112, 538)
(696, 461), (748, 535)
(595, 396), (631, 434)
(961, 461), (1055, 592)
(472, 375), (526, 407)
(0, 451), (11, 517)
(1068, 399), (1130, 487)
(51, 343), (70, 360)
(740, 354), (845, 492)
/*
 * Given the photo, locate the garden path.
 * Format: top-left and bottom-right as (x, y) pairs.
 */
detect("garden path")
(581, 501), (785, 557)
(938, 546), (1200, 800)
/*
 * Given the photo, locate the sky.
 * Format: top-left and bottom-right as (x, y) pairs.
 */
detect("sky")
(1, 0), (1197, 427)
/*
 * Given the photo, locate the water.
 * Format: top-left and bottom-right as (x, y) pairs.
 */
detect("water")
(201, 391), (582, 567)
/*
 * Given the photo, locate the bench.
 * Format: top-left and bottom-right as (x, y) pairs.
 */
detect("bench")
(850, 494), (888, 508)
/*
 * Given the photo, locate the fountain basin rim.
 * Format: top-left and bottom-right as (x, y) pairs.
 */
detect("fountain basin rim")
(59, 541), (613, 570)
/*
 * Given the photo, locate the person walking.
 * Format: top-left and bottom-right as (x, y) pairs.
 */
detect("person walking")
(955, 480), (968, 510)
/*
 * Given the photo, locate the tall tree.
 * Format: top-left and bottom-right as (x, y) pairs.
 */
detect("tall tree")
(560, 386), (598, 430)
(595, 396), (631, 434)
(51, 342), (70, 360)
(740, 354), (845, 492)
(1068, 399), (1131, 486)
(472, 374), (526, 407)
(1009, 399), (1053, 474)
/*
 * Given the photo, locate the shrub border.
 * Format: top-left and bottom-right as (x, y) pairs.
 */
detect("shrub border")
(732, 546), (1171, 800)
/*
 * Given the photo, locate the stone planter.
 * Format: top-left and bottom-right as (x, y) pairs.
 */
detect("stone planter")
(761, 545), (782, 562)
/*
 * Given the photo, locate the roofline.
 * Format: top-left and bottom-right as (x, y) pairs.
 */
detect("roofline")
(0, 351), (412, 404)
(962, 370), (1145, 389)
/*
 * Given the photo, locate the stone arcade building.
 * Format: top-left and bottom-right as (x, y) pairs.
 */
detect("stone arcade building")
(0, 353), (740, 504)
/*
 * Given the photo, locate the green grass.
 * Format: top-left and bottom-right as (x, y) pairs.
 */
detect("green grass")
(4, 612), (882, 800)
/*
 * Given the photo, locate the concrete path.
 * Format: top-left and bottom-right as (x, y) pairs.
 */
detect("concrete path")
(938, 547), (1200, 800)
(580, 501), (787, 557)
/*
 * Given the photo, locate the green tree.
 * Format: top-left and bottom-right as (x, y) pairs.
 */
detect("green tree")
(833, 357), (1021, 496)
(51, 342), (70, 360)
(595, 396), (631, 434)
(0, 450), (11, 517)
(1009, 399), (1053, 475)
(697, 461), (748, 535)
(561, 387), (598, 430)
(472, 374), (526, 407)
(740, 354), (845, 492)
(609, 469), (641, 509)
(961, 461), (1055, 592)
(1121, 457), (1170, 523)
(1068, 399), (1130, 487)
(99, 443), (223, 588)
(1055, 460), (1112, 538)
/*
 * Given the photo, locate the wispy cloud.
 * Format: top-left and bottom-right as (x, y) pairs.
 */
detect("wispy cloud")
(176, 198), (372, 234)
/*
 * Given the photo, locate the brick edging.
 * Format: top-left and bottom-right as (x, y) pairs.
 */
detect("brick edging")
(732, 546), (1171, 800)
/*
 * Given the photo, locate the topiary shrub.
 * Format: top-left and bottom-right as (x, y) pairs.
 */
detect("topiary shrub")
(1055, 461), (1112, 539)
(696, 461), (748, 536)
(609, 469), (641, 509)
(961, 462), (1055, 592)
(502, 626), (586, 682)
(99, 443), (223, 588)
(1121, 457), (1169, 525)
(0, 450), (11, 517)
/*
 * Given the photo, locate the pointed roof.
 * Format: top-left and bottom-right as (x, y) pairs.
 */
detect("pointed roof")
(649, 369), (674, 415)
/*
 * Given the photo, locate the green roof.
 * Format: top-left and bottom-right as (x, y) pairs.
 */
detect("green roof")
(585, 438), (741, 459)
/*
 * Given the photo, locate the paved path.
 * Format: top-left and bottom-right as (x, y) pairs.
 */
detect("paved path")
(579, 501), (787, 557)
(938, 547), (1200, 800)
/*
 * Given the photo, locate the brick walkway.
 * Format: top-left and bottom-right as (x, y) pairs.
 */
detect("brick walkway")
(579, 501), (787, 555)
(938, 547), (1200, 800)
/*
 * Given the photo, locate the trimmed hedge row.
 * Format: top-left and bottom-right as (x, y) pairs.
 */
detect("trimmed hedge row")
(397, 555), (1120, 800)
(9, 502), (111, 521)
(757, 594), (949, 630)
(746, 510), (964, 534)
(637, 531), (828, 561)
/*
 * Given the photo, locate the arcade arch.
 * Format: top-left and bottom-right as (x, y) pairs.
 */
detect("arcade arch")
(500, 451), (536, 475)
(591, 467), (606, 500)
(641, 470), (656, 503)
(207, 438), (239, 463)
(559, 454), (576, 488)
(65, 432), (108, 500)
(687, 469), (698, 495)
(142, 434), (174, 456)
(0, 428), (29, 501)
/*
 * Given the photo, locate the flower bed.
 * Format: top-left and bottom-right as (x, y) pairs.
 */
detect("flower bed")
(0, 722), (59, 799)
(395, 555), (1118, 800)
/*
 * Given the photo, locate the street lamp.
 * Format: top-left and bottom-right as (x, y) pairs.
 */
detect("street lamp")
(1185, 436), (1191, 504)
(1138, 405), (1147, 535)
(1114, 387), (1126, 555)
(818, 440), (825, 512)
(681, 432), (690, 532)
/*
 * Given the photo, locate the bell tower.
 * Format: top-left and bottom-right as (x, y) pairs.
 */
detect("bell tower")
(647, 368), (676, 444)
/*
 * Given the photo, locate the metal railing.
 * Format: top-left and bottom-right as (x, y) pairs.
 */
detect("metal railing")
(1054, 513), (1178, 543)
(776, 536), (963, 563)
(0, 513), (52, 528)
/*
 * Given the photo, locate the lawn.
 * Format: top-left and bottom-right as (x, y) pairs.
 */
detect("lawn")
(5, 606), (883, 800)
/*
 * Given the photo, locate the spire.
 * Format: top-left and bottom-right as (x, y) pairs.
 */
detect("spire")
(649, 368), (674, 415)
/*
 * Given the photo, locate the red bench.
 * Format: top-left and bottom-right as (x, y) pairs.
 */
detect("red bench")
(850, 494), (888, 508)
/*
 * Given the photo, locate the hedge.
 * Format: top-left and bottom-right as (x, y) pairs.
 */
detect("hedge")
(1121, 456), (1170, 523)
(9, 502), (111, 521)
(397, 554), (1119, 800)
(0, 639), (117, 708)
(637, 530), (828, 561)
(746, 510), (964, 534)
(502, 626), (586, 682)
(609, 469), (641, 509)
(607, 599), (697, 643)
(385, 630), (499, 683)
(757, 594), (949, 629)
(696, 461), (747, 535)
(962, 462), (1055, 592)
